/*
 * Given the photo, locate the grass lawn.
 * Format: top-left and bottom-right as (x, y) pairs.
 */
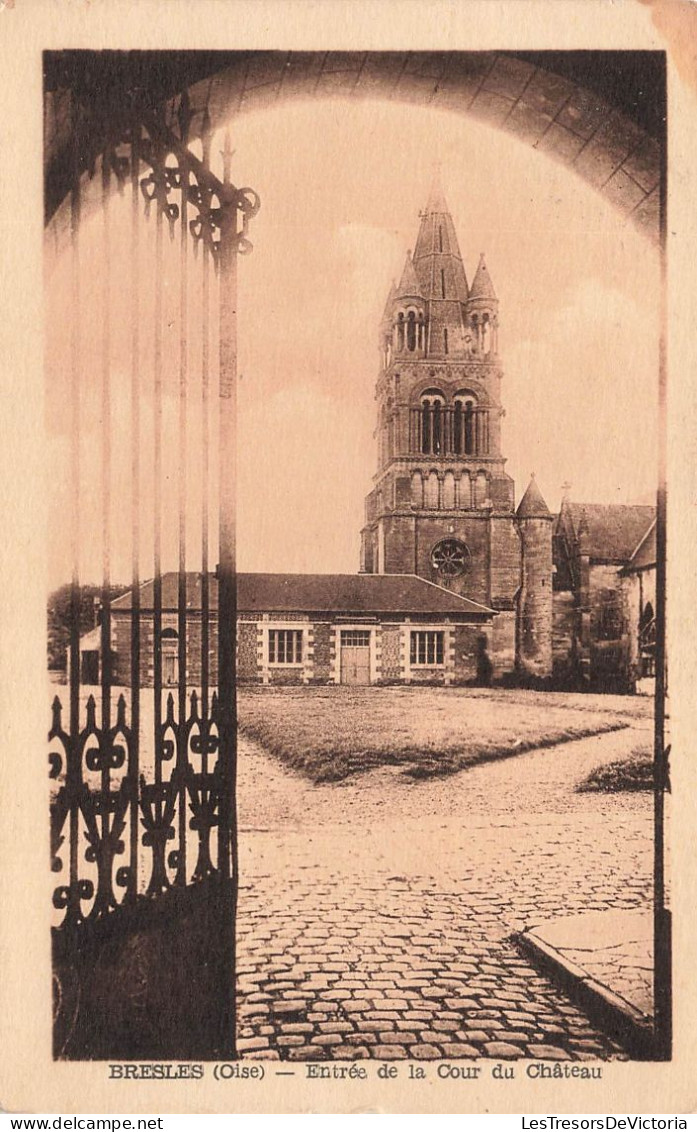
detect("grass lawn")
(237, 685), (632, 783)
(578, 744), (654, 793)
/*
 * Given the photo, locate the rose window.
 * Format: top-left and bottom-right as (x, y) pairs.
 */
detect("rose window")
(431, 538), (470, 577)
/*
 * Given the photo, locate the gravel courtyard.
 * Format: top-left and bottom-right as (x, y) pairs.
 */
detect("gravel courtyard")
(235, 689), (655, 1061)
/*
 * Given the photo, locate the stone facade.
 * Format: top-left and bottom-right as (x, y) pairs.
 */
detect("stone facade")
(104, 573), (493, 689)
(552, 499), (656, 691)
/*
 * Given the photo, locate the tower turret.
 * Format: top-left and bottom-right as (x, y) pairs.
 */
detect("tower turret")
(467, 253), (499, 358)
(391, 253), (427, 358)
(379, 281), (397, 369)
(516, 475), (553, 678)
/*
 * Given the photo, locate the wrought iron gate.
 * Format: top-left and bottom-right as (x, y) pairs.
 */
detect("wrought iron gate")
(46, 58), (259, 1059)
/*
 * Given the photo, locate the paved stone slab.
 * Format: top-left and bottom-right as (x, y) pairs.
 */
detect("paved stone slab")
(526, 910), (653, 1018)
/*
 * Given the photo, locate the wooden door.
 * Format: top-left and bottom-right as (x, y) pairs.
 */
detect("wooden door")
(340, 630), (371, 684)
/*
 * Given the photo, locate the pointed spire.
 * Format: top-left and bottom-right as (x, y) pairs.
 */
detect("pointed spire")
(469, 253), (497, 302)
(381, 280), (397, 324)
(395, 252), (423, 301)
(412, 178), (469, 306)
(424, 164), (449, 216)
(517, 474), (551, 519)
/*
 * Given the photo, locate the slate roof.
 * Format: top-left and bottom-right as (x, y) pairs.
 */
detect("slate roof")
(469, 253), (497, 302)
(565, 503), (655, 563)
(517, 476), (551, 519)
(395, 253), (424, 300)
(112, 572), (494, 617)
(624, 520), (657, 572)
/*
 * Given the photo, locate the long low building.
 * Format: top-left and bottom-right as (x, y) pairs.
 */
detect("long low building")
(104, 572), (495, 688)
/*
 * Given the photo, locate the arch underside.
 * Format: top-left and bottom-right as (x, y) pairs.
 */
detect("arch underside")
(45, 50), (662, 246)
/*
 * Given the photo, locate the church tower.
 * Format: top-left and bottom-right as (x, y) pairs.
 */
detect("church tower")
(361, 179), (551, 678)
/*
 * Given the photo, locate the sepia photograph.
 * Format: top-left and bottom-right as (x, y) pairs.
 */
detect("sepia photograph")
(43, 45), (668, 1068)
(4, 0), (697, 1115)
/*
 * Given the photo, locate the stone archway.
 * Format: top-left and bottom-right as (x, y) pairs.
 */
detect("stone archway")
(44, 50), (662, 248)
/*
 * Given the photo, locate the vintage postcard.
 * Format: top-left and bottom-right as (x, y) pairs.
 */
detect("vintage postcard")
(1, 0), (697, 1116)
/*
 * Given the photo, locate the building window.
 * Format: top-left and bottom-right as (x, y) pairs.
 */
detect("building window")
(268, 629), (303, 664)
(420, 389), (445, 455)
(443, 327), (449, 354)
(340, 630), (371, 647)
(441, 269), (446, 299)
(453, 392), (477, 455)
(596, 600), (623, 642)
(430, 537), (470, 577)
(438, 225), (443, 252)
(410, 630), (445, 666)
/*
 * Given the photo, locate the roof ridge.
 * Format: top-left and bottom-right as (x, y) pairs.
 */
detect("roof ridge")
(628, 518), (657, 563)
(407, 573), (496, 613)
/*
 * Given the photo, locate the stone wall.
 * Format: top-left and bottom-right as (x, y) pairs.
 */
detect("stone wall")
(453, 624), (482, 682)
(110, 611), (503, 688)
(552, 590), (576, 681)
(490, 609), (516, 678)
(238, 621), (259, 682)
(380, 624), (403, 681)
(489, 516), (521, 608)
(311, 621), (333, 682)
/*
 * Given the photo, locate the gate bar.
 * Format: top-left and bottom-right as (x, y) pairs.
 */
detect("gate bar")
(67, 101), (82, 926)
(177, 96), (190, 886)
(653, 115), (670, 1060)
(99, 147), (113, 910)
(152, 147), (164, 788)
(129, 122), (141, 899)
(200, 112), (212, 750)
(217, 129), (239, 1057)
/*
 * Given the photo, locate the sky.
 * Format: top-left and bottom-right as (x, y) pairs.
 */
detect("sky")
(45, 97), (660, 587)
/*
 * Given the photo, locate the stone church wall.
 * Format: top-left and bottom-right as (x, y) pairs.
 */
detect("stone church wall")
(552, 590), (576, 681)
(588, 564), (632, 689)
(453, 624), (481, 682)
(380, 515), (416, 576)
(489, 517), (521, 607)
(490, 610), (516, 678)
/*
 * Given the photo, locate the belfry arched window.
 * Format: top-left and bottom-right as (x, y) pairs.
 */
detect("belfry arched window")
(407, 310), (417, 351)
(419, 389), (445, 455)
(453, 392), (477, 455)
(396, 312), (405, 352)
(482, 314), (491, 355)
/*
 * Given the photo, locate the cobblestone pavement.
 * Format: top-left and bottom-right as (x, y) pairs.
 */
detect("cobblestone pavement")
(236, 711), (654, 1061)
